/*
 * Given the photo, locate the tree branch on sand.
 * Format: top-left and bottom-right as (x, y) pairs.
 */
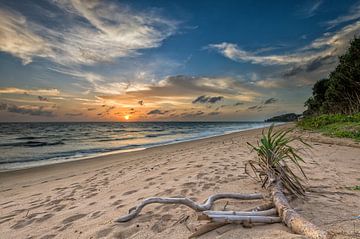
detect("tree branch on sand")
(115, 125), (330, 239)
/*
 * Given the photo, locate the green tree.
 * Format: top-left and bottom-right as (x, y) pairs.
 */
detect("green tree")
(304, 36), (360, 115)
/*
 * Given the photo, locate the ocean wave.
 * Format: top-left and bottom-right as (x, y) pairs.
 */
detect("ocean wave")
(0, 140), (64, 148)
(145, 133), (173, 138)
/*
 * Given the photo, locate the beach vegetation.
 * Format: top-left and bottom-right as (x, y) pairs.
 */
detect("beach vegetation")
(347, 185), (360, 191)
(298, 113), (360, 141)
(246, 125), (310, 197)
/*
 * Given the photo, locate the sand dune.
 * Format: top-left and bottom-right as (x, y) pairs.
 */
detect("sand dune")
(0, 125), (359, 238)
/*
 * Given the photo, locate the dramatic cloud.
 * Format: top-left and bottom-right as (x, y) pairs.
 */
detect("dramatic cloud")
(147, 109), (169, 115)
(208, 20), (360, 66)
(98, 75), (260, 106)
(192, 95), (224, 104)
(264, 98), (278, 104)
(0, 8), (52, 64)
(0, 0), (177, 65)
(0, 87), (60, 96)
(0, 103), (55, 117)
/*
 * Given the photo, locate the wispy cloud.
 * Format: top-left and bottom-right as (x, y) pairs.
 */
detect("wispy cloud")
(0, 0), (178, 65)
(0, 87), (60, 96)
(208, 20), (360, 66)
(299, 0), (323, 18)
(325, 1), (360, 29)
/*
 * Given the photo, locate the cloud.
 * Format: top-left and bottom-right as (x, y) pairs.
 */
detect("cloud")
(192, 95), (224, 104)
(98, 75), (260, 106)
(298, 0), (323, 18)
(208, 20), (360, 67)
(247, 105), (258, 110)
(0, 87), (60, 96)
(0, 0), (177, 65)
(264, 98), (278, 104)
(326, 2), (360, 29)
(147, 109), (169, 115)
(282, 55), (336, 77)
(180, 111), (205, 118)
(65, 112), (83, 117)
(208, 111), (220, 116)
(38, 96), (49, 102)
(0, 8), (52, 64)
(0, 103), (7, 111)
(0, 103), (55, 117)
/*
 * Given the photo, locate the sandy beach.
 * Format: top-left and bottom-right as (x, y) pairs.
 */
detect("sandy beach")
(1, 124), (359, 239)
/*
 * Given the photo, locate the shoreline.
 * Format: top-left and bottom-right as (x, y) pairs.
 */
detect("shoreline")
(0, 122), (277, 174)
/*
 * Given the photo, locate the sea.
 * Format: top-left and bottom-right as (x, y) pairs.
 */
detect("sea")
(0, 122), (273, 171)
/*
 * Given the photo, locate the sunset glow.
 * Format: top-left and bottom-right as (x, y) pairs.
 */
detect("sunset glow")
(0, 1), (359, 122)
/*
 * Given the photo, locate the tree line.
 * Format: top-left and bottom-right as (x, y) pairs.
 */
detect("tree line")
(304, 37), (360, 116)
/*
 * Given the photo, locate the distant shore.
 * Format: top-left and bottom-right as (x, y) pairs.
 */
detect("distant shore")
(1, 124), (359, 239)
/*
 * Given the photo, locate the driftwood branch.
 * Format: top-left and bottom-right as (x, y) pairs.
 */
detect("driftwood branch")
(202, 208), (277, 217)
(207, 215), (281, 224)
(115, 193), (263, 222)
(272, 182), (330, 239)
(190, 202), (276, 238)
(199, 209), (280, 224)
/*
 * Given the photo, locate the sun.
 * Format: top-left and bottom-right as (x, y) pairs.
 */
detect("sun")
(124, 115), (130, 120)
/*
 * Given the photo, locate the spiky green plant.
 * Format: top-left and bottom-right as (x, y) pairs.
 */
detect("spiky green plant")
(246, 125), (310, 197)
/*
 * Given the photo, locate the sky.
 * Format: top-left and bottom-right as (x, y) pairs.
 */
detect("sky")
(0, 0), (359, 122)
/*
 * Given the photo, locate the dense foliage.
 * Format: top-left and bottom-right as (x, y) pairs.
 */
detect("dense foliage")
(304, 37), (360, 115)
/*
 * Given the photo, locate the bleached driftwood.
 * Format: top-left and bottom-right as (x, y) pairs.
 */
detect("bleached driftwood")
(271, 182), (330, 239)
(190, 202), (276, 238)
(206, 215), (281, 224)
(199, 209), (280, 224)
(115, 193), (263, 222)
(202, 208), (277, 216)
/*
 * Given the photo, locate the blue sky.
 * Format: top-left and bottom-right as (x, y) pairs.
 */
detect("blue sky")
(0, 0), (359, 121)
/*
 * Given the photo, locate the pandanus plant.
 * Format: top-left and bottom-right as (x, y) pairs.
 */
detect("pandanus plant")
(246, 124), (310, 197)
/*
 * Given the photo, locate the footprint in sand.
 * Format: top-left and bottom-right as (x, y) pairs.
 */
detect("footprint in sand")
(112, 199), (123, 206)
(39, 234), (56, 239)
(91, 211), (104, 219)
(62, 213), (87, 224)
(122, 190), (138, 196)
